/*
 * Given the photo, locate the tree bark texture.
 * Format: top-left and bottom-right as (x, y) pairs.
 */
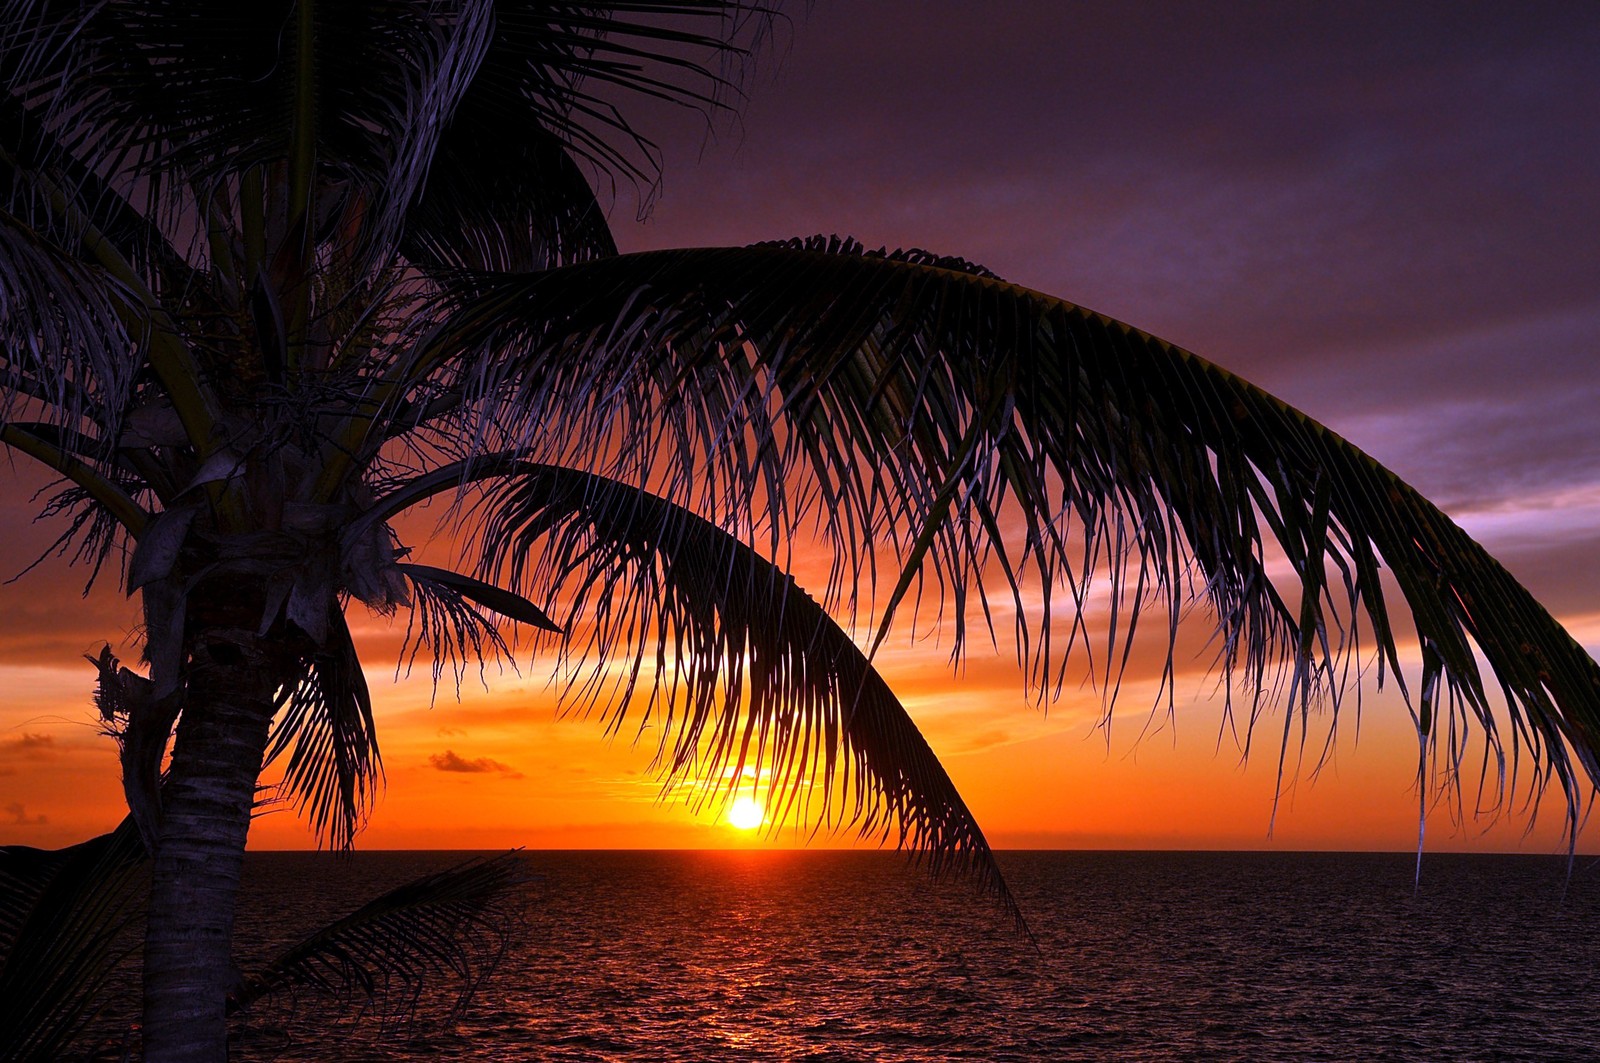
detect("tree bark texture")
(140, 594), (287, 1063)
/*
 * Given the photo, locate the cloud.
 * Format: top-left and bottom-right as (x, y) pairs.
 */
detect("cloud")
(0, 732), (58, 760)
(5, 802), (46, 826)
(954, 729), (1015, 755)
(428, 749), (522, 778)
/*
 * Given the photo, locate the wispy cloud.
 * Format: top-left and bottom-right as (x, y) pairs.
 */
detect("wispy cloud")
(0, 732), (57, 760)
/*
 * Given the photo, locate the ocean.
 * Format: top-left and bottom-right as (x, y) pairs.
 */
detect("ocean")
(103, 850), (1600, 1060)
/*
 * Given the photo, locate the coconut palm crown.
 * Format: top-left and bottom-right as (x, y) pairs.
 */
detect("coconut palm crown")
(4, 2), (1600, 1060)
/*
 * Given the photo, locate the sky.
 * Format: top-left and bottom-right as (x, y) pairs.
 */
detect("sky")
(3, 2), (1600, 854)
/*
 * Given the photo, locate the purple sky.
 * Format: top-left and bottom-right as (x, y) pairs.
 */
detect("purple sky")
(614, 1), (1600, 613)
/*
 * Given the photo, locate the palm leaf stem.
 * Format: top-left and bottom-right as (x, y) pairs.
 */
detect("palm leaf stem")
(0, 96), (196, 292)
(241, 165), (266, 287)
(230, 852), (525, 1021)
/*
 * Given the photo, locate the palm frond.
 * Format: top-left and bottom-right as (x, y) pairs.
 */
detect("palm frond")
(0, 204), (136, 445)
(403, 1), (776, 272)
(0, 833), (522, 1058)
(0, 94), (199, 292)
(433, 238), (1600, 841)
(3, 2), (430, 184)
(11, 465), (142, 596)
(400, 115), (618, 273)
(230, 852), (525, 1030)
(447, 3), (770, 198)
(266, 609), (382, 851)
(2, 2), (766, 264)
(398, 561), (562, 632)
(0, 819), (147, 1062)
(397, 560), (518, 691)
(462, 462), (1026, 928)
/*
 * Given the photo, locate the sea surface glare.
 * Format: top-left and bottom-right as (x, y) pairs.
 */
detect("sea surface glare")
(215, 850), (1600, 1061)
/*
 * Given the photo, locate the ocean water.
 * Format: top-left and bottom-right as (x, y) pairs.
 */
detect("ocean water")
(111, 851), (1600, 1060)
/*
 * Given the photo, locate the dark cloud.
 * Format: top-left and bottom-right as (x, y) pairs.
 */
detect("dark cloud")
(1325, 384), (1600, 514)
(5, 802), (46, 826)
(429, 749), (521, 778)
(633, 2), (1600, 305)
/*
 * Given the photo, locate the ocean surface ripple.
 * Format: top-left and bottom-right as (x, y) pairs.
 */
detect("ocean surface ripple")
(202, 850), (1600, 1060)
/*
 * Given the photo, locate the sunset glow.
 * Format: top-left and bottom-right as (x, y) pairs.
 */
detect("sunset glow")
(727, 797), (765, 831)
(2, 5), (1598, 861)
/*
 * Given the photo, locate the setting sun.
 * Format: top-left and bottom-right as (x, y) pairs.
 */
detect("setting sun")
(727, 796), (765, 831)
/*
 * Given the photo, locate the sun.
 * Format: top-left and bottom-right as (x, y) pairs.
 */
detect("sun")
(727, 795), (765, 830)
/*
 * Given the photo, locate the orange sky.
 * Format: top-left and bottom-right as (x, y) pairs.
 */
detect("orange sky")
(2, 448), (1595, 856)
(5, 5), (1600, 856)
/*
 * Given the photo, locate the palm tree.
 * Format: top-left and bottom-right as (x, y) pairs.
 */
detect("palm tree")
(4, 2), (1599, 1059)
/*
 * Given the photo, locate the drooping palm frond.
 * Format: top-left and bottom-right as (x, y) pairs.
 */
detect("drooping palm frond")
(230, 851), (526, 1030)
(357, 453), (1023, 919)
(266, 609), (383, 851)
(393, 559), (562, 693)
(417, 237), (1600, 842)
(0, 818), (147, 1063)
(374, 461), (1018, 928)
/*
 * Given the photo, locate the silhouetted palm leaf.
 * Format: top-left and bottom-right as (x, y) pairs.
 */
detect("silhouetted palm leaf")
(423, 237), (1600, 837)
(401, 118), (618, 273)
(485, 464), (1023, 919)
(0, 201), (135, 445)
(267, 611), (384, 851)
(0, 826), (525, 1058)
(231, 852), (526, 1028)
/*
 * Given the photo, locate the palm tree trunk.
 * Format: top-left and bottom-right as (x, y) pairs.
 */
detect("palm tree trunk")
(140, 607), (285, 1063)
